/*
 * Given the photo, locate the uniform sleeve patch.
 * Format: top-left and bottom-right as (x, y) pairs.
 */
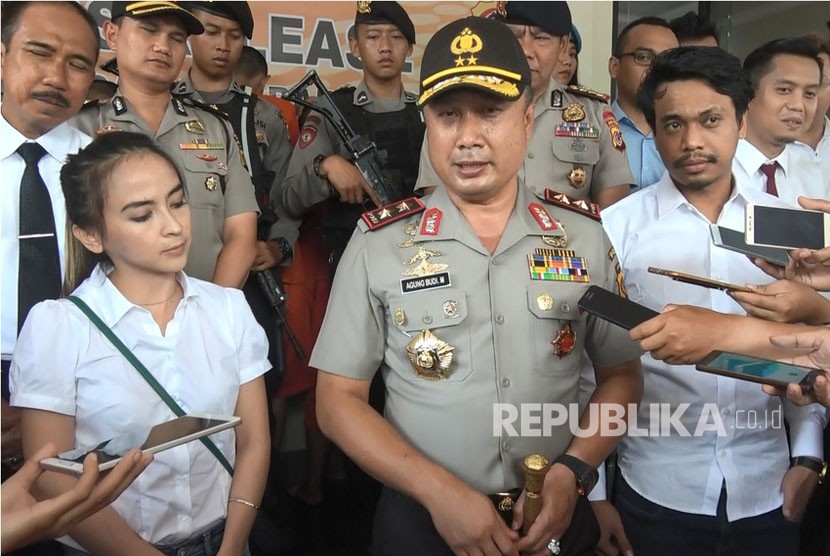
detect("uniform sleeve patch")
(602, 109), (626, 153)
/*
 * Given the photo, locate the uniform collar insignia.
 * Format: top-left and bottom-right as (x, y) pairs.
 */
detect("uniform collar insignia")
(172, 97), (187, 116)
(112, 96), (126, 115)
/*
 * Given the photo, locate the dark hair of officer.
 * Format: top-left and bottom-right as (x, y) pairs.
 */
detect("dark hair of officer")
(744, 36), (824, 90)
(1, 0), (99, 56)
(614, 16), (673, 57)
(237, 45), (268, 81)
(60, 131), (185, 293)
(669, 11), (719, 46)
(637, 46), (754, 132)
(354, 1), (416, 44)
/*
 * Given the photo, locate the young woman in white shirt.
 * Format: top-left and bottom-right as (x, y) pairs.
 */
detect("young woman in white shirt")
(10, 131), (271, 556)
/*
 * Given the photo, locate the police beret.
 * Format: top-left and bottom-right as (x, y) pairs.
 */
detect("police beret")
(111, 1), (204, 35)
(355, 1), (416, 45)
(186, 2), (254, 39)
(418, 16), (531, 106)
(500, 1), (572, 38)
(571, 23), (582, 54)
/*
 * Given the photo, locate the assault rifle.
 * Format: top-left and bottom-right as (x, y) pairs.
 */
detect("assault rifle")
(282, 70), (402, 206)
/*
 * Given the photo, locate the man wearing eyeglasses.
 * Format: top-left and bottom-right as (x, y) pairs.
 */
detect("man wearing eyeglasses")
(608, 17), (679, 189)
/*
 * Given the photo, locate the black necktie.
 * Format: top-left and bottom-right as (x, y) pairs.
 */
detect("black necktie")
(17, 142), (61, 332)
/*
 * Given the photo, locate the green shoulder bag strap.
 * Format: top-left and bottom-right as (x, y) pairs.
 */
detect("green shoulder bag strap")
(67, 295), (234, 475)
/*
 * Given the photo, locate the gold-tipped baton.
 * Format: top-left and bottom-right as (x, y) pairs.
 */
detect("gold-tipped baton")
(522, 454), (550, 535)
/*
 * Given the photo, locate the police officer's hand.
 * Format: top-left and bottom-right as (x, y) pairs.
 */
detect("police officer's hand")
(513, 463), (578, 556)
(730, 280), (830, 325)
(590, 500), (633, 556)
(426, 479), (519, 556)
(252, 240), (283, 271)
(762, 327), (830, 408)
(630, 305), (726, 365)
(319, 155), (382, 207)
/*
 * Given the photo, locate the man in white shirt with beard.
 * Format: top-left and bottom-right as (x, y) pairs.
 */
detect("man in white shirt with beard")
(601, 46), (826, 556)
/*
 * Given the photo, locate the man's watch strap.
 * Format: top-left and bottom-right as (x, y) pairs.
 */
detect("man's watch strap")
(554, 454), (599, 496)
(312, 154), (327, 179)
(791, 456), (827, 484)
(273, 237), (293, 260)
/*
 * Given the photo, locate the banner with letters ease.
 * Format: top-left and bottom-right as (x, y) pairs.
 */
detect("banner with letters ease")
(85, 1), (502, 94)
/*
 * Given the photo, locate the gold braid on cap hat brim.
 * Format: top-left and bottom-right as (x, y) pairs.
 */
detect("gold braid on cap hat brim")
(125, 1), (193, 17)
(418, 74), (520, 105)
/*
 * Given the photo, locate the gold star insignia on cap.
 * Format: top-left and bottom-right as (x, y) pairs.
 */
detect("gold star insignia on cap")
(357, 1), (371, 14)
(450, 27), (483, 66)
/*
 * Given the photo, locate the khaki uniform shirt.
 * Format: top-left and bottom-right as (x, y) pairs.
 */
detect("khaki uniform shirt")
(282, 80), (418, 218)
(309, 182), (641, 493)
(174, 74), (299, 249)
(73, 91), (259, 282)
(416, 79), (635, 201)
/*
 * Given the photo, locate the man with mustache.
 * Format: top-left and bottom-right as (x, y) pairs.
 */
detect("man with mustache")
(733, 37), (828, 207)
(600, 46), (826, 556)
(1, 2), (100, 554)
(73, 1), (259, 288)
(281, 1), (423, 271)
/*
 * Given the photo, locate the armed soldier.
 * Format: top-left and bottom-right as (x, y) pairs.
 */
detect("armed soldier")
(173, 1), (302, 385)
(73, 1), (258, 287)
(416, 1), (635, 209)
(281, 1), (424, 269)
(175, 1), (296, 269)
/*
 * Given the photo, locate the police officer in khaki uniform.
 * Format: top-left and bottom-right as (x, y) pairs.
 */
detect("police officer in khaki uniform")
(282, 1), (424, 268)
(313, 16), (642, 556)
(73, 1), (258, 287)
(175, 1), (297, 264)
(415, 1), (634, 210)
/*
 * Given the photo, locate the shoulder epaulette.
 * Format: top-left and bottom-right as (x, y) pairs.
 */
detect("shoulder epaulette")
(544, 190), (602, 222)
(565, 84), (611, 104)
(81, 98), (105, 110)
(177, 95), (231, 122)
(332, 85), (356, 97)
(361, 197), (425, 231)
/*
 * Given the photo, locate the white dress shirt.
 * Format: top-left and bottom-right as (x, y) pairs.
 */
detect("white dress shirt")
(794, 116), (830, 192)
(817, 116), (830, 182)
(0, 114), (91, 359)
(732, 138), (829, 208)
(10, 265), (270, 546)
(602, 173), (826, 521)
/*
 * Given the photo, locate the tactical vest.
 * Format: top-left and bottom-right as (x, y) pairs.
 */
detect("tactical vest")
(321, 87), (425, 268)
(204, 92), (276, 232)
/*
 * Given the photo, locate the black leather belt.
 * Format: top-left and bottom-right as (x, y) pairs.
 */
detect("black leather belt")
(488, 488), (522, 525)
